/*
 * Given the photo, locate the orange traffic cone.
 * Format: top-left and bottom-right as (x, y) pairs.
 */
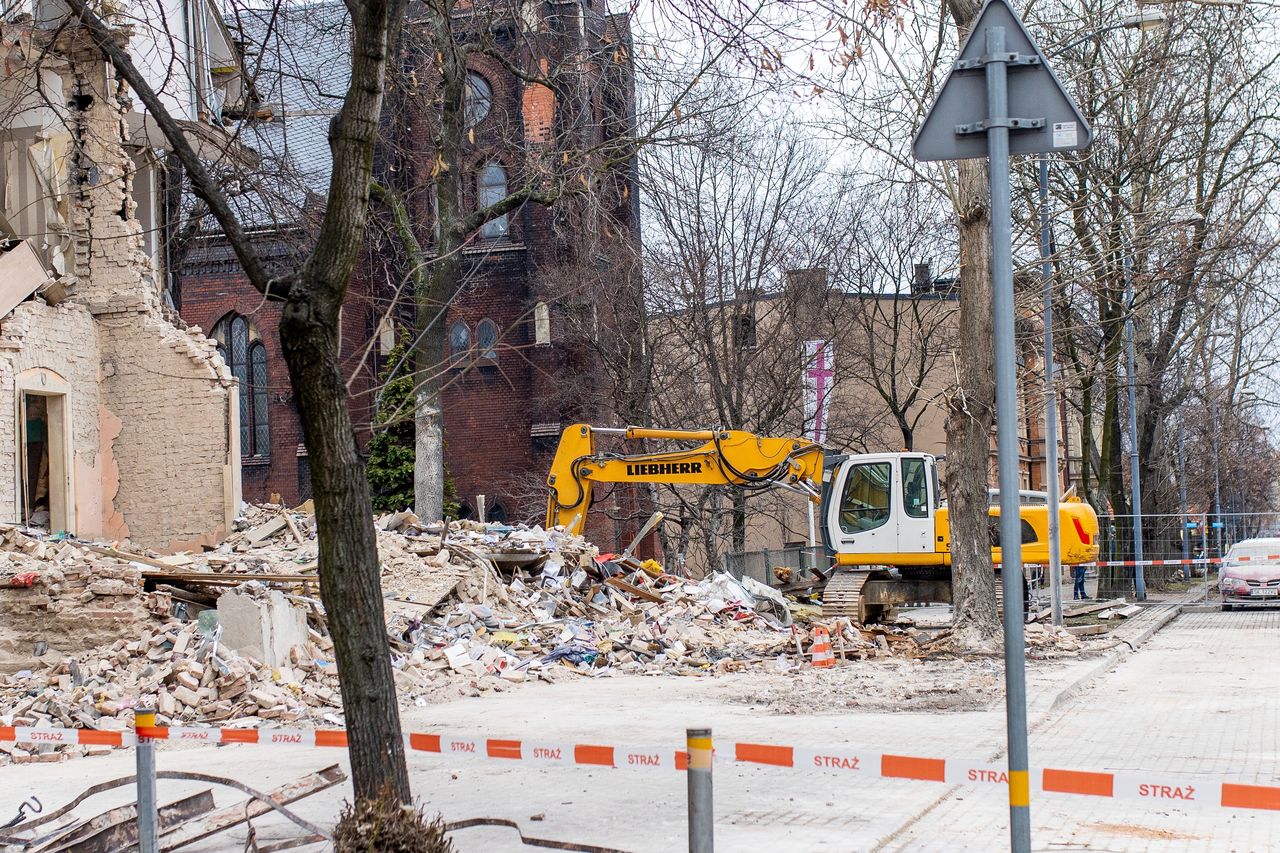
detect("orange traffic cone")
(810, 626), (835, 668)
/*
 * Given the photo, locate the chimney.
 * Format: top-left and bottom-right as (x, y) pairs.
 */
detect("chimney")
(913, 262), (932, 294)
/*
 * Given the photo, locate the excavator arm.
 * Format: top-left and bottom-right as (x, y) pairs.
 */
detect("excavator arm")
(546, 424), (825, 537)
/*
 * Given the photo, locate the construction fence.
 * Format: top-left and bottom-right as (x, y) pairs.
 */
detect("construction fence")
(722, 513), (1280, 598)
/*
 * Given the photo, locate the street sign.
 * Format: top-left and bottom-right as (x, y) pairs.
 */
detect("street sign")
(912, 0), (1093, 161)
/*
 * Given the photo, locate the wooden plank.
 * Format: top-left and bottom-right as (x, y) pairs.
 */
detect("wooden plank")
(282, 511), (306, 545)
(77, 542), (173, 570)
(244, 515), (288, 546)
(142, 570), (318, 585)
(42, 791), (215, 853)
(605, 576), (665, 603)
(1065, 624), (1109, 637)
(160, 765), (344, 851)
(1063, 597), (1126, 619)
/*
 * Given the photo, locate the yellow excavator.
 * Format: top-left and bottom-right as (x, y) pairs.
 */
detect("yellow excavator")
(545, 424), (1100, 623)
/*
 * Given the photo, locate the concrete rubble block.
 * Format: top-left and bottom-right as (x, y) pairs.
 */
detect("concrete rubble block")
(216, 588), (310, 670)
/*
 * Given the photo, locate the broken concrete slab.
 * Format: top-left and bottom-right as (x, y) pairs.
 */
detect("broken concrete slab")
(217, 588), (308, 670)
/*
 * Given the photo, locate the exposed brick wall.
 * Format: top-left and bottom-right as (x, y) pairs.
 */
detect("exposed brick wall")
(3, 37), (242, 551)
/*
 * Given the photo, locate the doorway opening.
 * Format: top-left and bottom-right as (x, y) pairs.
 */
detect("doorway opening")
(20, 391), (68, 531)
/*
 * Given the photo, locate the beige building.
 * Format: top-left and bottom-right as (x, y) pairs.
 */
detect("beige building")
(648, 267), (1064, 575)
(0, 18), (243, 550)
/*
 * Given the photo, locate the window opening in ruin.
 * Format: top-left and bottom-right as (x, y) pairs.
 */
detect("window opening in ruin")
(212, 312), (270, 458)
(734, 313), (756, 349)
(20, 391), (67, 532)
(478, 163), (509, 238)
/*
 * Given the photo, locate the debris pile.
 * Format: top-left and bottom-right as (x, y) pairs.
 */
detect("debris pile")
(0, 527), (162, 666)
(0, 504), (1097, 764)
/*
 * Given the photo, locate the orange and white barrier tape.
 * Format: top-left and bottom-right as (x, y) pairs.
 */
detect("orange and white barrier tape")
(0, 725), (132, 747)
(3, 726), (1277, 812)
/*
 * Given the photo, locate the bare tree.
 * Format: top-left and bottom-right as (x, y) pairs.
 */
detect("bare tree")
(65, 0), (414, 803)
(823, 180), (958, 453)
(1032, 0), (1280, 586)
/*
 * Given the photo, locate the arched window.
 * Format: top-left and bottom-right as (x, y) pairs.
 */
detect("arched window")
(478, 163), (509, 238)
(534, 301), (551, 345)
(449, 321), (470, 365)
(212, 312), (270, 458)
(466, 72), (492, 126)
(476, 318), (498, 363)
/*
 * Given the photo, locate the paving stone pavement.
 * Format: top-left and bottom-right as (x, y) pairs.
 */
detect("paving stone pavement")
(877, 609), (1280, 852)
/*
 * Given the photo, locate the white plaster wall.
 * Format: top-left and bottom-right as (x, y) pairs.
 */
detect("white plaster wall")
(0, 301), (103, 532)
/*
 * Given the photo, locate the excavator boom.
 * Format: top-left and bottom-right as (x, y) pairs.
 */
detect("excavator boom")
(546, 424), (824, 537)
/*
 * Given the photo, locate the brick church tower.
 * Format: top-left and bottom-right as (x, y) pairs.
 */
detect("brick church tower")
(176, 2), (648, 548)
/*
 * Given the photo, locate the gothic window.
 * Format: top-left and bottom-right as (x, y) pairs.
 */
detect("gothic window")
(212, 312), (270, 458)
(466, 72), (492, 126)
(449, 321), (470, 365)
(534, 302), (551, 344)
(478, 163), (509, 238)
(476, 318), (499, 363)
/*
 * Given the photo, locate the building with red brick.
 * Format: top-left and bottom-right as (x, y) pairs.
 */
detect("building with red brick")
(175, 2), (645, 544)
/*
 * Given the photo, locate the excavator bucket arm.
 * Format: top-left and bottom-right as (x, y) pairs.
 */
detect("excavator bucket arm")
(545, 424), (824, 537)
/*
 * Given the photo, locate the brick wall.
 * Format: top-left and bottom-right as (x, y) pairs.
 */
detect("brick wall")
(38, 43), (238, 551)
(174, 6), (647, 548)
(178, 249), (381, 507)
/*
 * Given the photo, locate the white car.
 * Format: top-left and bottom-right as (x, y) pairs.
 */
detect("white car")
(1220, 537), (1280, 610)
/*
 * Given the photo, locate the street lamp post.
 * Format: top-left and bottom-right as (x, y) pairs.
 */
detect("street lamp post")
(1179, 423), (1191, 568)
(1037, 7), (1165, 613)
(1038, 157), (1063, 625)
(1124, 255), (1147, 600)
(1211, 398), (1223, 557)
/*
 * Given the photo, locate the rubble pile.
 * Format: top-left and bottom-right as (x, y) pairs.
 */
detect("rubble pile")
(0, 526), (162, 665)
(0, 613), (344, 764)
(0, 504), (1095, 764)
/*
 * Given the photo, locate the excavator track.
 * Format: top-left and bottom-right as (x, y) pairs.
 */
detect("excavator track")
(821, 570), (896, 623)
(820, 571), (871, 620)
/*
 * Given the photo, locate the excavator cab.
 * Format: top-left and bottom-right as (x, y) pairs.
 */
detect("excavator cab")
(821, 453), (945, 566)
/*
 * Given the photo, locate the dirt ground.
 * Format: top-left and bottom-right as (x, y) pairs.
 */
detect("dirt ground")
(722, 656), (1006, 714)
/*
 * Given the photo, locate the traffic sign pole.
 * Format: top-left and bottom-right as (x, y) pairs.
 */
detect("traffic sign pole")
(981, 25), (1033, 852)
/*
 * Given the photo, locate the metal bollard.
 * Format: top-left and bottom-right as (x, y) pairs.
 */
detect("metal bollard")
(135, 707), (158, 853)
(686, 727), (713, 853)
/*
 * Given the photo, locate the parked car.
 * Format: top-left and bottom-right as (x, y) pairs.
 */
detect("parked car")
(1219, 538), (1280, 610)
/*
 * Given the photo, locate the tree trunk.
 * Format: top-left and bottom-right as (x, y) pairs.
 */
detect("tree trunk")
(412, 251), (450, 523)
(941, 0), (1001, 651)
(279, 297), (412, 804)
(731, 489), (747, 555)
(944, 155), (1001, 651)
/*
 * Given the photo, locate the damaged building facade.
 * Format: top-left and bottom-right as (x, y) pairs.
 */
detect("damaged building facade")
(0, 10), (242, 550)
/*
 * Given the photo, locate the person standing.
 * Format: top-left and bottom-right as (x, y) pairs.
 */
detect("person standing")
(1072, 565), (1087, 600)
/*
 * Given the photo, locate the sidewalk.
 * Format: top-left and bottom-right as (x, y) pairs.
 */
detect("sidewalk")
(877, 609), (1280, 852)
